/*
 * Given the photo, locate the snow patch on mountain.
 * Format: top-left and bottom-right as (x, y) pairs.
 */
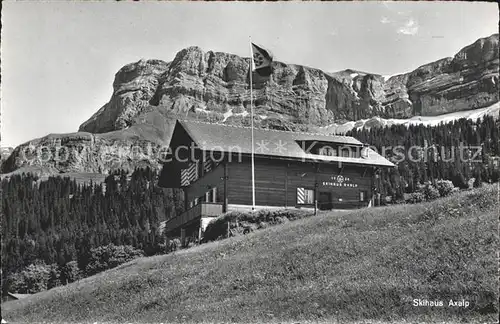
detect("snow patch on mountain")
(222, 108), (251, 122)
(317, 102), (499, 134)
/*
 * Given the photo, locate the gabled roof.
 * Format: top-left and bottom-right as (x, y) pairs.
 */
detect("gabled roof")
(177, 120), (394, 167)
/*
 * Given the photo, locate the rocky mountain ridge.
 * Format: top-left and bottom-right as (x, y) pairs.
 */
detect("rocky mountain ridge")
(79, 33), (499, 134)
(2, 33), (498, 176)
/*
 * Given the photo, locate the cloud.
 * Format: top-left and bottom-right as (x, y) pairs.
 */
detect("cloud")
(380, 17), (391, 24)
(398, 18), (419, 35)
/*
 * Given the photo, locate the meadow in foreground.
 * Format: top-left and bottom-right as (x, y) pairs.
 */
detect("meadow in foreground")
(2, 184), (498, 323)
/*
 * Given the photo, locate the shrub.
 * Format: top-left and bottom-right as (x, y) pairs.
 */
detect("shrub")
(203, 209), (314, 242)
(418, 182), (440, 201)
(85, 244), (144, 276)
(435, 180), (456, 197)
(405, 192), (425, 204)
(257, 221), (269, 229)
(232, 105), (245, 114)
(47, 264), (61, 289)
(275, 216), (289, 224)
(406, 180), (459, 204)
(159, 238), (181, 253)
(7, 261), (51, 294)
(473, 176), (482, 188)
(452, 172), (469, 189)
(60, 261), (81, 285)
(491, 169), (500, 183)
(203, 212), (240, 242)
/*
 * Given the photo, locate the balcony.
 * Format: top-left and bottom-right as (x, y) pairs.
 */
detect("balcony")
(164, 202), (223, 233)
(184, 164), (225, 199)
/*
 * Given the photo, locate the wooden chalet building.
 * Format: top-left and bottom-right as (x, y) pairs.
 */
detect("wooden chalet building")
(159, 120), (394, 239)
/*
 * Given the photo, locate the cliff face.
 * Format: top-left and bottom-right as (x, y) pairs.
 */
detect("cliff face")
(79, 59), (171, 133)
(79, 33), (498, 134)
(79, 48), (337, 134)
(326, 70), (387, 120)
(403, 34), (498, 116)
(337, 33), (499, 119)
(2, 34), (498, 175)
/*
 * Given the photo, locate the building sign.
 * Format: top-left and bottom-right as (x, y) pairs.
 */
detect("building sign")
(321, 175), (358, 188)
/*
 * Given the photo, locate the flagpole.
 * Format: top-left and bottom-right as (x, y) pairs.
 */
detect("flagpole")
(249, 38), (255, 211)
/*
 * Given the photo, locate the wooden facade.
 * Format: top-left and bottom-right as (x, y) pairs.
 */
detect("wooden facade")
(225, 157), (374, 210)
(159, 120), (394, 238)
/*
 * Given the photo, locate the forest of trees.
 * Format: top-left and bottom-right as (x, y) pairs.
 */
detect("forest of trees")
(1, 114), (499, 295)
(1, 167), (184, 294)
(347, 115), (500, 201)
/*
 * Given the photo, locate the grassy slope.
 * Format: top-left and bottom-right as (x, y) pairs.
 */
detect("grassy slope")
(2, 185), (499, 324)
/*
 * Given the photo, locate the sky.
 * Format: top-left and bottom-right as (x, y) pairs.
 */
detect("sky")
(1, 1), (498, 148)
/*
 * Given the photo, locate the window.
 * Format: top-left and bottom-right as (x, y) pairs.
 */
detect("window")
(204, 159), (213, 173)
(361, 147), (369, 158)
(180, 161), (199, 186)
(297, 187), (315, 204)
(318, 145), (336, 156)
(359, 191), (368, 202)
(211, 187), (217, 203)
(205, 187), (217, 203)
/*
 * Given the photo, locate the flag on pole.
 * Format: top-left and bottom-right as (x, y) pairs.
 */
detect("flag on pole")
(251, 43), (274, 77)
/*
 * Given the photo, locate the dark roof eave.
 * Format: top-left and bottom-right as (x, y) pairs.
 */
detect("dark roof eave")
(210, 150), (394, 167)
(301, 139), (364, 147)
